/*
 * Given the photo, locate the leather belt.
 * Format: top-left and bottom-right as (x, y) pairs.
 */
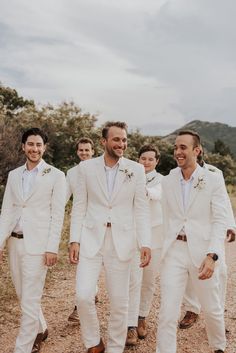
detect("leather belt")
(106, 222), (112, 227)
(176, 234), (187, 242)
(11, 232), (24, 239)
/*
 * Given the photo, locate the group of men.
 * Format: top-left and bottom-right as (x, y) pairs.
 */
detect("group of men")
(0, 121), (235, 353)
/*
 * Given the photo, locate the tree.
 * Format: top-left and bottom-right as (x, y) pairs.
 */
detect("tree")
(0, 84), (34, 115)
(212, 139), (232, 157)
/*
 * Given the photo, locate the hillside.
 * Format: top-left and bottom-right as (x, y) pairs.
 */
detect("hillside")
(162, 120), (236, 157)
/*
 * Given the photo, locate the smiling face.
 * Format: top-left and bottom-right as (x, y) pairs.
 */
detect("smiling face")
(77, 142), (94, 161)
(22, 134), (46, 169)
(102, 126), (127, 164)
(174, 134), (200, 172)
(139, 150), (159, 174)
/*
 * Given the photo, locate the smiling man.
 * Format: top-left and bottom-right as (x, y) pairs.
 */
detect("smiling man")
(0, 128), (66, 353)
(66, 137), (95, 323)
(156, 130), (227, 353)
(69, 121), (151, 353)
(126, 145), (163, 345)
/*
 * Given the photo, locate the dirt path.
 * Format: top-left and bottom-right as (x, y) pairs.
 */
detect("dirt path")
(1, 242), (236, 353)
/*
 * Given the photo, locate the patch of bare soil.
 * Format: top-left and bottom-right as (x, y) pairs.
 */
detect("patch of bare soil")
(1, 242), (236, 353)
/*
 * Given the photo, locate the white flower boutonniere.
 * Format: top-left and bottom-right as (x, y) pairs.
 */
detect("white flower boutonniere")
(42, 167), (51, 176)
(194, 176), (205, 190)
(119, 168), (134, 182)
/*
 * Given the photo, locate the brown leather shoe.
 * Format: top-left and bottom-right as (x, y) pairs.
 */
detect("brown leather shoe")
(87, 338), (105, 353)
(214, 350), (224, 353)
(179, 311), (199, 329)
(32, 329), (48, 353)
(125, 327), (138, 346)
(137, 317), (147, 339)
(68, 305), (80, 323)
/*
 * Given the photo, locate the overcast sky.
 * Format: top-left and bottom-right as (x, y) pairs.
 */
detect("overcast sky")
(1, 0), (235, 135)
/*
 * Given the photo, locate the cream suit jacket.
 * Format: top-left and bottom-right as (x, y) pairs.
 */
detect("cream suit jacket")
(203, 162), (236, 230)
(66, 164), (80, 202)
(70, 156), (151, 261)
(146, 171), (164, 249)
(161, 165), (228, 267)
(0, 161), (66, 254)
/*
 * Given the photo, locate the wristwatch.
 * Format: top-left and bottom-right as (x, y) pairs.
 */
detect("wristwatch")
(207, 253), (218, 261)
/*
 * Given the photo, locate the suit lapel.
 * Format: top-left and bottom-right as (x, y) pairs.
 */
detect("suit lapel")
(171, 169), (184, 211)
(186, 167), (205, 212)
(16, 166), (25, 200)
(95, 156), (109, 200)
(24, 161), (47, 200)
(110, 158), (126, 202)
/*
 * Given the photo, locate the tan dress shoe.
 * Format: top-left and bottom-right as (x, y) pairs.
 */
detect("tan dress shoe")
(32, 329), (48, 353)
(68, 306), (80, 323)
(137, 317), (147, 339)
(87, 338), (105, 353)
(179, 311), (199, 329)
(125, 327), (138, 346)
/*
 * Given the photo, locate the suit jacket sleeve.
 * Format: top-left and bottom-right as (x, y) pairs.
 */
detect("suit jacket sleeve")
(207, 173), (228, 255)
(0, 172), (14, 249)
(69, 162), (87, 243)
(134, 165), (151, 249)
(46, 171), (67, 253)
(66, 171), (73, 203)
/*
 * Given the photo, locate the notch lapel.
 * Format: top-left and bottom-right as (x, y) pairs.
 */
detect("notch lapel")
(186, 168), (204, 212)
(170, 169), (184, 212)
(110, 158), (126, 202)
(16, 166), (25, 200)
(95, 156), (109, 200)
(24, 161), (47, 200)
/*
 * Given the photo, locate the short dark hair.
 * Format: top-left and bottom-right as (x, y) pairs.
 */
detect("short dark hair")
(177, 130), (201, 148)
(197, 144), (204, 166)
(21, 128), (48, 144)
(138, 144), (160, 160)
(102, 121), (128, 139)
(76, 137), (94, 150)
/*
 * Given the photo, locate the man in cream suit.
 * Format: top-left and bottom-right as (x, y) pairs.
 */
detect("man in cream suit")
(69, 121), (151, 353)
(66, 137), (94, 201)
(66, 137), (94, 323)
(180, 156), (236, 330)
(126, 144), (163, 345)
(156, 130), (227, 353)
(0, 128), (66, 353)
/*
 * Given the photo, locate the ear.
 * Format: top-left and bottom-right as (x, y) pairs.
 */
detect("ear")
(101, 138), (106, 147)
(22, 143), (25, 152)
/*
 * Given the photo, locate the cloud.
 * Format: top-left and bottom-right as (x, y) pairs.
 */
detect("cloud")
(0, 0), (235, 135)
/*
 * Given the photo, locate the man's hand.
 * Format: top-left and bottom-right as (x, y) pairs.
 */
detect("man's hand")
(69, 242), (80, 264)
(0, 249), (3, 263)
(44, 252), (58, 267)
(226, 229), (236, 243)
(198, 256), (215, 280)
(140, 247), (151, 268)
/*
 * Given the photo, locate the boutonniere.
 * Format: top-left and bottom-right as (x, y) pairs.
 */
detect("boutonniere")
(194, 176), (205, 190)
(119, 168), (134, 182)
(42, 167), (51, 176)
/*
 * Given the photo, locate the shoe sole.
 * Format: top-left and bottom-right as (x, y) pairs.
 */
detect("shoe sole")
(179, 320), (198, 329)
(137, 334), (147, 339)
(68, 319), (80, 323)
